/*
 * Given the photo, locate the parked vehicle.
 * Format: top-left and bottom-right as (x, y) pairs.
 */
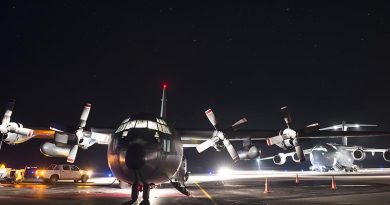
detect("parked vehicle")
(36, 164), (92, 185)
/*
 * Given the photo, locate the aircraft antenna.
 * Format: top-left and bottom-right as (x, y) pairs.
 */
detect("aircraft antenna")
(160, 83), (167, 118)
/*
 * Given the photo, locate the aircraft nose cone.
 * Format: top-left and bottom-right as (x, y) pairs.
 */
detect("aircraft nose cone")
(125, 143), (146, 169)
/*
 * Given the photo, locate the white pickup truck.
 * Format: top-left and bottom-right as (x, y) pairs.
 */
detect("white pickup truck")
(36, 164), (92, 184)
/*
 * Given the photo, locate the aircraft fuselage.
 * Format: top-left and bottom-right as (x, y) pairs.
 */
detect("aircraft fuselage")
(107, 114), (183, 185)
(309, 143), (355, 172)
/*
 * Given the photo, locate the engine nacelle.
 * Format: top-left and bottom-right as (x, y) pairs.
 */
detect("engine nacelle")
(273, 153), (287, 165)
(3, 133), (19, 145)
(3, 123), (34, 145)
(78, 137), (97, 149)
(353, 149), (366, 161)
(40, 142), (71, 157)
(292, 152), (301, 163)
(6, 122), (33, 136)
(238, 145), (261, 160)
(383, 149), (390, 162)
(213, 140), (225, 152)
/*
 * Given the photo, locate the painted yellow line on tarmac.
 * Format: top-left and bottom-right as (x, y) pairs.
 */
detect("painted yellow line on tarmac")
(195, 182), (218, 205)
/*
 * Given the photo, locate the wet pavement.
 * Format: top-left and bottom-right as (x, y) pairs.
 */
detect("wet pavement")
(1, 171), (390, 205)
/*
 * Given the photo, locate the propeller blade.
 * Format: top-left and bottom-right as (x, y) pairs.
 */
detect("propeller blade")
(294, 145), (305, 162)
(0, 134), (4, 151)
(49, 123), (66, 132)
(301, 123), (320, 134)
(205, 109), (218, 129)
(79, 103), (91, 129)
(196, 139), (214, 153)
(2, 99), (15, 125)
(231, 118), (248, 131)
(281, 106), (292, 128)
(223, 139), (239, 162)
(67, 145), (79, 163)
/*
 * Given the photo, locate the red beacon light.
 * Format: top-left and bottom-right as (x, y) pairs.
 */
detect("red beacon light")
(163, 83), (168, 89)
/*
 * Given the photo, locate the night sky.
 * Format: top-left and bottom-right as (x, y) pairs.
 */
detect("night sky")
(1, 1), (390, 174)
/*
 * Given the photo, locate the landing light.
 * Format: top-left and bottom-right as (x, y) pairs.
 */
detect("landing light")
(217, 167), (232, 177)
(355, 124), (360, 128)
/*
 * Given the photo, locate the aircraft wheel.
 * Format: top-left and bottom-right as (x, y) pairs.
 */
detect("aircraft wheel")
(50, 175), (59, 185)
(74, 180), (79, 183)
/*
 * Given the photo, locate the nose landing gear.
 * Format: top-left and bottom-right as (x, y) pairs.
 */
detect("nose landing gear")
(121, 180), (151, 205)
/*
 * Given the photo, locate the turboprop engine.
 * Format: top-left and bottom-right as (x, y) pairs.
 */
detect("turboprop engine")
(383, 149), (390, 162)
(273, 153), (287, 165)
(238, 145), (260, 160)
(40, 132), (72, 157)
(352, 148), (366, 161)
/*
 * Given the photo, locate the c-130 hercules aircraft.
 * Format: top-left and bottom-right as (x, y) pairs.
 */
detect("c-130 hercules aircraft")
(38, 84), (267, 204)
(2, 84), (390, 205)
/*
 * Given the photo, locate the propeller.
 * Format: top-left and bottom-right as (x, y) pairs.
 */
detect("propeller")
(280, 107), (305, 161)
(267, 106), (319, 162)
(67, 103), (92, 163)
(0, 99), (34, 150)
(196, 109), (247, 162)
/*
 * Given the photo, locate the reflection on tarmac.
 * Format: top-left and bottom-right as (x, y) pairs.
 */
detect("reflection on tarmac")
(1, 169), (390, 205)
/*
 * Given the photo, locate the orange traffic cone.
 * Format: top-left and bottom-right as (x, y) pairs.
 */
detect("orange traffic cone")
(331, 175), (337, 190)
(295, 173), (299, 185)
(264, 177), (271, 193)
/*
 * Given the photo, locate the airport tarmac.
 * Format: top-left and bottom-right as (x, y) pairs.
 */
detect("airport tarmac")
(1, 170), (390, 205)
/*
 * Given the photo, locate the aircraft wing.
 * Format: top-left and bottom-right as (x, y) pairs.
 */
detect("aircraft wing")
(345, 147), (388, 153)
(90, 128), (113, 145)
(180, 129), (390, 147)
(30, 128), (113, 145)
(260, 149), (312, 161)
(178, 129), (277, 147)
(298, 130), (390, 139)
(32, 129), (56, 139)
(35, 128), (390, 147)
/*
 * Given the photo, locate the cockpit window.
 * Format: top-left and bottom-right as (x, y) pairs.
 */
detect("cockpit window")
(115, 118), (171, 134)
(148, 121), (158, 130)
(135, 120), (147, 128)
(163, 138), (171, 152)
(122, 118), (130, 124)
(125, 120), (136, 129)
(157, 118), (167, 125)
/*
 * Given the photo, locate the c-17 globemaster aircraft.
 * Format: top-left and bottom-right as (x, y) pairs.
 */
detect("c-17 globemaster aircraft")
(4, 85), (390, 205)
(263, 121), (390, 172)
